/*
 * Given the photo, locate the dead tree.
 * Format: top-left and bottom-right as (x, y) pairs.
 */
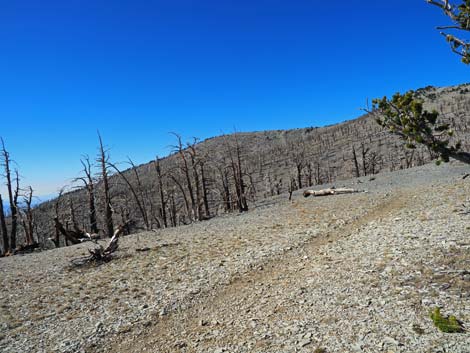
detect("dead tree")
(52, 188), (64, 247)
(74, 156), (99, 234)
(107, 161), (150, 231)
(215, 158), (232, 212)
(289, 141), (306, 190)
(169, 170), (192, 221)
(21, 186), (35, 245)
(223, 134), (248, 213)
(186, 140), (203, 220)
(154, 157), (168, 228)
(404, 150), (415, 169)
(0, 194), (9, 254)
(97, 133), (114, 237)
(360, 142), (370, 177)
(172, 133), (198, 221)
(1, 138), (19, 251)
(352, 146), (360, 178)
(187, 140), (212, 220)
(367, 151), (382, 175)
(305, 163), (314, 187)
(200, 160), (211, 218)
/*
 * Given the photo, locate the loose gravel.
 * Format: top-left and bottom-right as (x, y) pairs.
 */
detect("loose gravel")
(1, 162), (470, 353)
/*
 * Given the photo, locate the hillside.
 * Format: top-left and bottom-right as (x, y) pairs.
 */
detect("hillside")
(16, 83), (470, 249)
(1, 162), (469, 352)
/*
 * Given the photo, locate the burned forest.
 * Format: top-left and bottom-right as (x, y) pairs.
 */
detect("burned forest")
(1, 83), (470, 256)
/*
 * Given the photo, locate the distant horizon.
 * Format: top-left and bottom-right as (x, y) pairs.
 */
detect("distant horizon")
(1, 0), (468, 196)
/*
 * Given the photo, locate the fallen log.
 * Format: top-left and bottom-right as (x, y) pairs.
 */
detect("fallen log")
(303, 187), (360, 198)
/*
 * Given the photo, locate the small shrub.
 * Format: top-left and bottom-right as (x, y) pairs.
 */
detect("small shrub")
(430, 307), (464, 333)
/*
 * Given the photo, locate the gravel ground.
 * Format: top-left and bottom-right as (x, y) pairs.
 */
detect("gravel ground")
(1, 162), (470, 353)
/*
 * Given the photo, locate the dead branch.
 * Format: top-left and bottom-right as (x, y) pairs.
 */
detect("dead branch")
(54, 217), (90, 244)
(72, 220), (131, 265)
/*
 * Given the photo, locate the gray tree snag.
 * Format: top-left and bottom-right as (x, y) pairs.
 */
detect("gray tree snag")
(52, 188), (64, 247)
(172, 133), (198, 221)
(289, 141), (306, 190)
(200, 160), (211, 219)
(75, 156), (99, 234)
(352, 146), (360, 178)
(154, 157), (168, 228)
(1, 138), (19, 251)
(107, 161), (150, 231)
(360, 142), (370, 176)
(21, 186), (35, 246)
(97, 132), (114, 237)
(223, 133), (248, 213)
(186, 140), (203, 221)
(0, 194), (9, 254)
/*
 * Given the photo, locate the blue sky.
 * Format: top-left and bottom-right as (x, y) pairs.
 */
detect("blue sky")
(0, 0), (468, 196)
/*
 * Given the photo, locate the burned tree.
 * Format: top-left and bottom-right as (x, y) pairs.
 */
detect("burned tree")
(289, 140), (307, 190)
(154, 157), (168, 228)
(360, 142), (370, 176)
(1, 138), (19, 251)
(74, 156), (99, 234)
(352, 146), (360, 178)
(97, 133), (114, 237)
(223, 134), (249, 213)
(107, 160), (150, 231)
(20, 186), (35, 246)
(0, 194), (8, 254)
(171, 133), (199, 221)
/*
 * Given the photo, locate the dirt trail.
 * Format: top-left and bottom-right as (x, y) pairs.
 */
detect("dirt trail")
(111, 192), (410, 353)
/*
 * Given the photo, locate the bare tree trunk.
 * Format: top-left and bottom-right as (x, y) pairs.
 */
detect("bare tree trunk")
(97, 133), (114, 237)
(352, 146), (360, 178)
(23, 186), (35, 245)
(361, 143), (370, 176)
(170, 173), (191, 221)
(1, 139), (18, 251)
(187, 144), (203, 220)
(108, 162), (150, 231)
(306, 163), (313, 187)
(200, 162), (210, 218)
(169, 191), (177, 227)
(154, 157), (168, 228)
(172, 133), (197, 221)
(77, 156), (98, 234)
(53, 189), (64, 247)
(234, 135), (248, 212)
(0, 194), (9, 254)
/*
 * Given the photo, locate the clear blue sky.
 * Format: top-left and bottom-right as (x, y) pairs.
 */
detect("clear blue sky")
(0, 0), (468, 196)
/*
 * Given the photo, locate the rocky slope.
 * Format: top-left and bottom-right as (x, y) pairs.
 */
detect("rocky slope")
(1, 161), (469, 352)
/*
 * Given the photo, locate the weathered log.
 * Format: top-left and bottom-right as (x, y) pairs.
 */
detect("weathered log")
(303, 187), (360, 198)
